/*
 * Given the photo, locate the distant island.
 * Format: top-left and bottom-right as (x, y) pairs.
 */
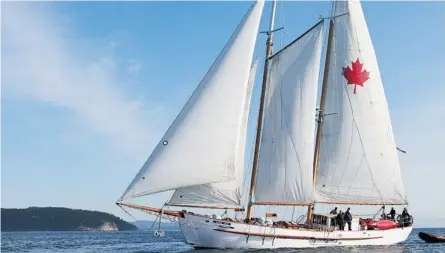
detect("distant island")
(1, 207), (137, 232)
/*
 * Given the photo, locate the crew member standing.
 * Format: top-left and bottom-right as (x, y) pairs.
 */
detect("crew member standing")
(344, 207), (352, 231)
(389, 207), (396, 220)
(336, 211), (344, 230)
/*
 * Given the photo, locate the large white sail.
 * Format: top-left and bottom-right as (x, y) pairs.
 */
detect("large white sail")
(253, 21), (324, 205)
(167, 60), (259, 207)
(315, 0), (406, 204)
(119, 0), (265, 201)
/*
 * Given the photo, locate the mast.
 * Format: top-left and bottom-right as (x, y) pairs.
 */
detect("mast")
(306, 17), (335, 223)
(246, 0), (277, 220)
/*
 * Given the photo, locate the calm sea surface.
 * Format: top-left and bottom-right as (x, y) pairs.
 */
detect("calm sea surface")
(2, 228), (445, 253)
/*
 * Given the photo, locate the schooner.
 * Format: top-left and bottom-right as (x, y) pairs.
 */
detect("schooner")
(116, 0), (413, 249)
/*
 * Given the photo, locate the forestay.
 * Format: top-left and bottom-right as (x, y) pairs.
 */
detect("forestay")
(315, 0), (406, 204)
(167, 60), (258, 207)
(253, 21), (324, 205)
(119, 0), (265, 201)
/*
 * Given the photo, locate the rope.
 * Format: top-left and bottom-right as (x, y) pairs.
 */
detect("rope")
(118, 204), (138, 221)
(279, 0), (285, 50)
(148, 215), (159, 231)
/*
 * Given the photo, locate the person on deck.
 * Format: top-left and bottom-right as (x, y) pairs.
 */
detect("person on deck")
(402, 208), (409, 217)
(389, 207), (396, 220)
(344, 207), (352, 231)
(402, 207), (411, 225)
(336, 211), (344, 230)
(330, 207), (338, 226)
(381, 206), (387, 220)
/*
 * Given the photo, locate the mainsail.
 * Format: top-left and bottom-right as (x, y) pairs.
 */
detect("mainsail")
(253, 21), (324, 205)
(314, 0), (406, 205)
(167, 60), (259, 208)
(119, 0), (265, 202)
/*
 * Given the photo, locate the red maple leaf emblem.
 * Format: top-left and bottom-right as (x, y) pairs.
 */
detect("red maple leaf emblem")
(342, 58), (370, 94)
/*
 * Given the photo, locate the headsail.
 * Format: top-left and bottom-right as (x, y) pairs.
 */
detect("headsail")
(314, 0), (406, 205)
(253, 21), (324, 205)
(167, 60), (259, 208)
(119, 0), (265, 202)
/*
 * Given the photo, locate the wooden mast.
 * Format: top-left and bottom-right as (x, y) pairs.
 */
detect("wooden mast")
(246, 0), (277, 220)
(306, 18), (335, 224)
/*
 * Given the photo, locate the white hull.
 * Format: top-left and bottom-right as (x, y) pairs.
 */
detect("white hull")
(178, 213), (412, 249)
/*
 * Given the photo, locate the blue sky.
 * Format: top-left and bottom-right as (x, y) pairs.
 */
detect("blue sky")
(2, 1), (444, 227)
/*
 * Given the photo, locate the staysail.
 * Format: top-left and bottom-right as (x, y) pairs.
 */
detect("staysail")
(314, 0), (406, 205)
(253, 21), (324, 205)
(167, 60), (259, 208)
(119, 0), (265, 202)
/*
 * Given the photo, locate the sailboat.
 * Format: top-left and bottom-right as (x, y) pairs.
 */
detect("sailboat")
(116, 0), (413, 249)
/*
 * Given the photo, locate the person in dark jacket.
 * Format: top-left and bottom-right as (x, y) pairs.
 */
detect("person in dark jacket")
(344, 207), (352, 231)
(336, 211), (344, 230)
(402, 208), (411, 225)
(389, 207), (396, 220)
(402, 208), (409, 217)
(381, 206), (387, 220)
(330, 207), (338, 226)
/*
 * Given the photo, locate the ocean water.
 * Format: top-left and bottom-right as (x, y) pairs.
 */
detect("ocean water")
(2, 228), (444, 253)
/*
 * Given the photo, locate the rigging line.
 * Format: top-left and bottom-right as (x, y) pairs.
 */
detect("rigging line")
(279, 0), (285, 50)
(118, 205), (138, 221)
(254, 34), (261, 59)
(244, 103), (259, 190)
(256, 49), (277, 201)
(148, 216), (159, 231)
(337, 120), (355, 187)
(343, 83), (382, 200)
(341, 4), (387, 201)
(349, 3), (362, 54)
(351, 9), (397, 202)
(164, 190), (175, 205)
(328, 42), (340, 181)
(263, 62), (275, 197)
(347, 153), (365, 196)
(243, 127), (258, 206)
(242, 83), (260, 205)
(280, 82), (304, 196)
(274, 32), (317, 198)
(321, 0), (338, 181)
(277, 57), (288, 198)
(242, 60), (260, 192)
(269, 49), (287, 197)
(315, 16), (334, 190)
(338, 10), (382, 200)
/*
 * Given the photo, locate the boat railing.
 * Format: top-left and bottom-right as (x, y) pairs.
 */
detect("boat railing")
(396, 214), (414, 227)
(295, 214), (306, 224)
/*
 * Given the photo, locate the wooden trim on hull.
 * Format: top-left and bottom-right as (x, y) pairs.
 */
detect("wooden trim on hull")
(213, 229), (384, 241)
(116, 202), (184, 218)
